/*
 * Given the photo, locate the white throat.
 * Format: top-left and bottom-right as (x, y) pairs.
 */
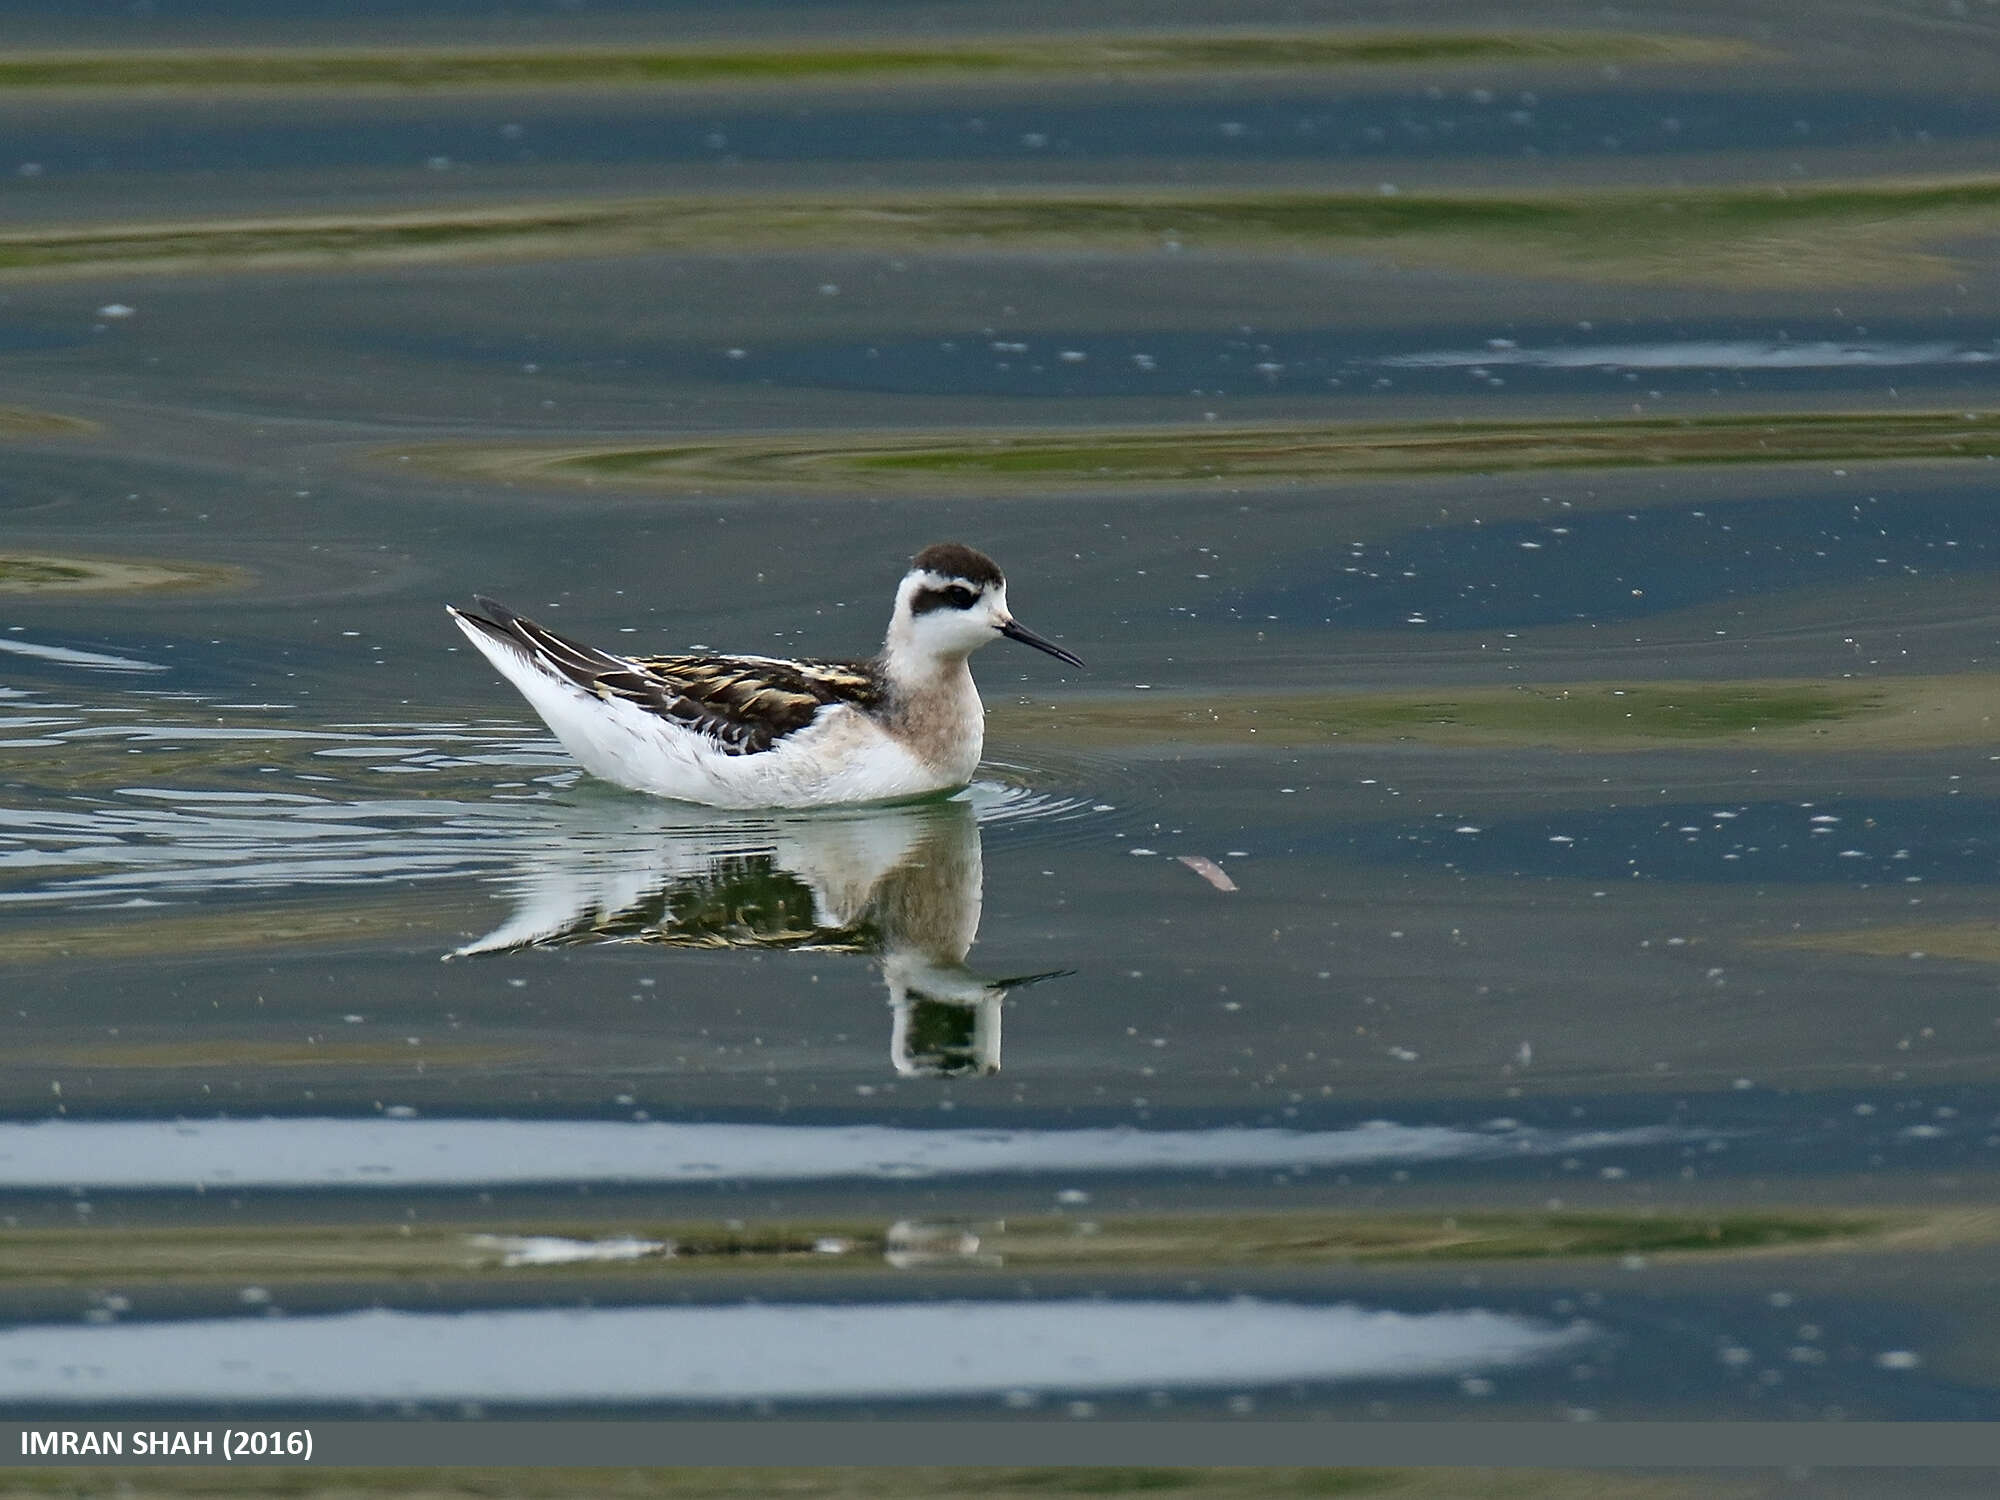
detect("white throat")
(874, 570), (1000, 778)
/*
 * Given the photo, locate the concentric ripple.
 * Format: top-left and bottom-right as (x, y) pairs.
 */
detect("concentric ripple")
(0, 680), (1117, 913)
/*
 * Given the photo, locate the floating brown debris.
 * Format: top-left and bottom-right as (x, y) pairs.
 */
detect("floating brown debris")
(1177, 855), (1239, 892)
(0, 406), (95, 438)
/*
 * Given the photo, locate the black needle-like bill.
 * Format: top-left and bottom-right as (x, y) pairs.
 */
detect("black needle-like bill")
(1000, 618), (1084, 668)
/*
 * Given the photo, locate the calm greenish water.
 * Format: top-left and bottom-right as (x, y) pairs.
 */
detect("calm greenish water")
(4, 0), (2000, 1441)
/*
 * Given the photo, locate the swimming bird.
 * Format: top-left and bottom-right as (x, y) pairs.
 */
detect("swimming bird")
(447, 542), (1082, 808)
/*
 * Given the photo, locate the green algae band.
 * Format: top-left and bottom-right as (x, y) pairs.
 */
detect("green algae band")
(990, 673), (2000, 753)
(399, 411), (2000, 495)
(992, 681), (1878, 750)
(0, 33), (1751, 92)
(2, 177), (1996, 289)
(0, 1209), (1894, 1286)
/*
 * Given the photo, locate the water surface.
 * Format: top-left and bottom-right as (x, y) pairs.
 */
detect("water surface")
(6, 0), (2000, 1448)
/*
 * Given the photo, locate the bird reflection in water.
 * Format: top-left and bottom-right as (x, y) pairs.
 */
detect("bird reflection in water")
(454, 794), (1062, 1076)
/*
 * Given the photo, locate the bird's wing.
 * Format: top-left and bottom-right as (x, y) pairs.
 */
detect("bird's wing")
(621, 653), (884, 755)
(458, 596), (881, 756)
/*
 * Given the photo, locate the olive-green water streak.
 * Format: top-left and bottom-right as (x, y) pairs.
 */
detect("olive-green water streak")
(0, 32), (1752, 92)
(395, 411), (2000, 497)
(7, 176), (1998, 287)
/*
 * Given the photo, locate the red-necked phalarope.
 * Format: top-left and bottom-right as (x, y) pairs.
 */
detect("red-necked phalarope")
(448, 542), (1082, 808)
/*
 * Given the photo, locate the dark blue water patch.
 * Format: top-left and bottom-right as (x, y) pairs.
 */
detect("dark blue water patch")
(1514, 1291), (1993, 1421)
(0, 450), (225, 518)
(356, 318), (2000, 405)
(0, 628), (333, 695)
(9, 87), (2000, 177)
(15, 1082), (2000, 1188)
(1234, 487), (2000, 632)
(0, 0), (897, 22)
(692, 323), (2000, 401)
(0, 323), (85, 355)
(1341, 795), (2000, 887)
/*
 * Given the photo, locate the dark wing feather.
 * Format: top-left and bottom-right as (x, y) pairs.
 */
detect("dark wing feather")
(623, 654), (884, 753)
(459, 596), (882, 755)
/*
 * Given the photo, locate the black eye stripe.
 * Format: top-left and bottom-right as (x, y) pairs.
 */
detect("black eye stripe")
(911, 583), (983, 615)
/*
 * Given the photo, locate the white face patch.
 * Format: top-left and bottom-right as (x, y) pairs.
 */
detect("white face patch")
(889, 571), (1009, 667)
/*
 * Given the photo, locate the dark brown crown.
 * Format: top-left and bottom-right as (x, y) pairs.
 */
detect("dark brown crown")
(910, 542), (1004, 589)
